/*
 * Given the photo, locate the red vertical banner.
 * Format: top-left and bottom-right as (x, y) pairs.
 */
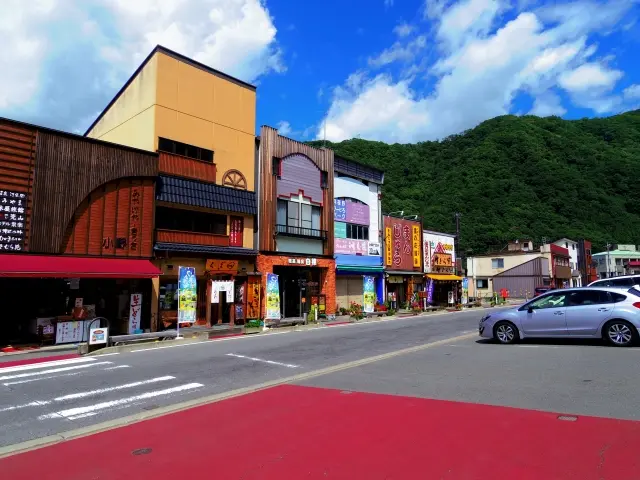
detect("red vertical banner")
(230, 216), (244, 247)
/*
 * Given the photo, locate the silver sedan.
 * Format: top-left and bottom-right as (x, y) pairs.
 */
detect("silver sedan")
(479, 287), (640, 347)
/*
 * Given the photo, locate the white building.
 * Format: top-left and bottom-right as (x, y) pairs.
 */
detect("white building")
(553, 238), (581, 287)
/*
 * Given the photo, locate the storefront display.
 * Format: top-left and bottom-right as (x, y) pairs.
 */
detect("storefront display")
(423, 230), (462, 306)
(383, 216), (423, 307)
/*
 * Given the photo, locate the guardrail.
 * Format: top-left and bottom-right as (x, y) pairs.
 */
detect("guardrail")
(109, 331), (178, 346)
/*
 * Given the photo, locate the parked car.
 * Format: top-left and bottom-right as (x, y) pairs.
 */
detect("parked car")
(479, 287), (640, 347)
(588, 274), (640, 289)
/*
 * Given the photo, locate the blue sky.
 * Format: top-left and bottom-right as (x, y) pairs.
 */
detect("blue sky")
(1, 0), (639, 144)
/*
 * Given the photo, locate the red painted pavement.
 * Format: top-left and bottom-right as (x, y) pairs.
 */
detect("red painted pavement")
(0, 353), (79, 369)
(2, 385), (639, 479)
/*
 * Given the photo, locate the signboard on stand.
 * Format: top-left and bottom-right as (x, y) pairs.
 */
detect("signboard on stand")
(178, 266), (197, 323)
(89, 327), (108, 345)
(128, 293), (142, 334)
(363, 276), (375, 313)
(265, 273), (281, 320)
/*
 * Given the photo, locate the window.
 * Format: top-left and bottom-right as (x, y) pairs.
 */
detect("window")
(491, 258), (504, 269)
(156, 207), (226, 235)
(565, 242), (568, 248)
(572, 244), (575, 250)
(528, 292), (567, 310)
(158, 137), (214, 163)
(277, 197), (323, 237)
(616, 258), (622, 266)
(321, 171), (328, 188)
(272, 157), (281, 177)
(476, 279), (489, 289)
(346, 223), (369, 240)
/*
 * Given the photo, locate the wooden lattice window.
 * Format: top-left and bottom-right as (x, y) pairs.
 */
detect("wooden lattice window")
(222, 170), (247, 190)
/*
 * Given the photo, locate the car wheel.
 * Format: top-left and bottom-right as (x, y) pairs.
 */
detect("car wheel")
(604, 320), (637, 347)
(494, 321), (519, 345)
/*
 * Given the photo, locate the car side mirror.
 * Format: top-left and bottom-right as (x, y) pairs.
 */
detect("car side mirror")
(527, 306), (534, 313)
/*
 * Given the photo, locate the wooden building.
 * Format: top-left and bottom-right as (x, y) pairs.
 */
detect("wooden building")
(0, 117), (161, 346)
(256, 126), (336, 321)
(85, 45), (259, 329)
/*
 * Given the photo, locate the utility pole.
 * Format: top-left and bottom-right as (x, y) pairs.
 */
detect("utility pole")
(606, 243), (612, 278)
(454, 212), (462, 275)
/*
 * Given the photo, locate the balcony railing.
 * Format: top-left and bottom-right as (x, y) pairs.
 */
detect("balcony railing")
(275, 224), (327, 240)
(156, 229), (229, 246)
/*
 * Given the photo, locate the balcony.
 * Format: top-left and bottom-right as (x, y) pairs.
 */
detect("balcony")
(555, 265), (572, 279)
(156, 229), (229, 247)
(275, 224), (327, 240)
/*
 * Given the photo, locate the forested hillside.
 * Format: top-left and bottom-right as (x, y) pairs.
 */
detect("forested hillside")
(309, 110), (640, 255)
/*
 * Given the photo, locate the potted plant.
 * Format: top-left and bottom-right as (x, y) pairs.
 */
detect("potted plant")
(349, 301), (364, 320)
(245, 319), (263, 334)
(411, 301), (422, 314)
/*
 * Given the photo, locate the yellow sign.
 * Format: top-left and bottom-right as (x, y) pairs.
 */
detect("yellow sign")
(206, 259), (238, 274)
(412, 225), (421, 268)
(433, 253), (453, 267)
(385, 227), (392, 266)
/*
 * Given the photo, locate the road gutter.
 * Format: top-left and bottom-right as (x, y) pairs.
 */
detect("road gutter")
(0, 331), (476, 458)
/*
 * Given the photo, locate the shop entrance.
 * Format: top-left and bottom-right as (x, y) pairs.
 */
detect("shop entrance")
(274, 266), (321, 319)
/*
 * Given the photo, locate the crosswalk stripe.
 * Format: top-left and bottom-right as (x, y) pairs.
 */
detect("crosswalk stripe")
(0, 362), (112, 381)
(39, 383), (205, 420)
(0, 357), (96, 374)
(53, 376), (176, 401)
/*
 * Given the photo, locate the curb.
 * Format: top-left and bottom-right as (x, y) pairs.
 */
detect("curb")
(0, 353), (80, 368)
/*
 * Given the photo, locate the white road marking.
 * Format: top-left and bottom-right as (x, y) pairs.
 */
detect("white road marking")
(39, 383), (205, 420)
(0, 400), (51, 413)
(103, 365), (130, 370)
(0, 357), (96, 374)
(0, 362), (113, 382)
(3, 371), (87, 386)
(53, 376), (176, 401)
(226, 353), (298, 368)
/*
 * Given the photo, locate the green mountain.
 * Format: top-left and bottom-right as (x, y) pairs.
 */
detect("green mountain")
(309, 110), (640, 256)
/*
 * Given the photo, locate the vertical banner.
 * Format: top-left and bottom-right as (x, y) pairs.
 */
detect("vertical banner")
(462, 277), (469, 304)
(363, 276), (375, 313)
(385, 227), (393, 266)
(178, 266), (197, 323)
(265, 273), (281, 320)
(427, 278), (435, 304)
(128, 293), (142, 333)
(412, 225), (421, 268)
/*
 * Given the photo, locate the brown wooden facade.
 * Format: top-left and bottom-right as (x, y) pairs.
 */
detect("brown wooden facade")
(257, 126), (335, 255)
(159, 151), (217, 183)
(0, 120), (36, 251)
(0, 117), (158, 256)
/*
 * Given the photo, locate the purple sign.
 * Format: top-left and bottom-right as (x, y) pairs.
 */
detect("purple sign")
(427, 278), (435, 304)
(334, 198), (370, 225)
(335, 238), (368, 255)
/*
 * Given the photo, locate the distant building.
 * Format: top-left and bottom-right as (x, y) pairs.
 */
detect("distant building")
(552, 238), (581, 287)
(592, 245), (640, 278)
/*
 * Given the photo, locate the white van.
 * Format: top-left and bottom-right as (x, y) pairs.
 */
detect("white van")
(588, 274), (640, 288)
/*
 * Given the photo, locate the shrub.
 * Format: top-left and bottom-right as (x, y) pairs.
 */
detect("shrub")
(349, 301), (364, 320)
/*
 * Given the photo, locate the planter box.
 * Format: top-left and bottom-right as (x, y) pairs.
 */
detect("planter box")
(244, 327), (262, 335)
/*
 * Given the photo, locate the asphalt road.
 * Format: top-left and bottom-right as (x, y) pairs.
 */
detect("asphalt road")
(0, 308), (484, 448)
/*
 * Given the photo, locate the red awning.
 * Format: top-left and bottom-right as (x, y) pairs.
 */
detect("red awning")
(0, 254), (162, 279)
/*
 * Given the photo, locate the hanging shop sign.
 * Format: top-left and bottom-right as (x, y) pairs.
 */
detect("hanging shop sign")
(206, 259), (239, 274)
(384, 216), (422, 271)
(423, 231), (456, 273)
(334, 198), (370, 225)
(128, 293), (142, 334)
(265, 273), (281, 320)
(368, 242), (381, 256)
(178, 266), (197, 323)
(412, 225), (421, 268)
(363, 276), (375, 313)
(0, 189), (27, 252)
(211, 281), (234, 303)
(335, 238), (368, 255)
(387, 275), (404, 284)
(287, 257), (318, 266)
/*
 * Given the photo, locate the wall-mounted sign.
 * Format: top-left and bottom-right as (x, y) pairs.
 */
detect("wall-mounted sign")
(335, 238), (368, 255)
(433, 253), (453, 267)
(384, 217), (422, 271)
(423, 231), (456, 273)
(287, 257), (318, 266)
(387, 275), (404, 284)
(206, 259), (238, 274)
(412, 225), (421, 268)
(368, 242), (381, 256)
(129, 187), (141, 252)
(334, 198), (370, 225)
(229, 217), (243, 247)
(335, 221), (347, 238)
(0, 189), (27, 252)
(385, 227), (392, 266)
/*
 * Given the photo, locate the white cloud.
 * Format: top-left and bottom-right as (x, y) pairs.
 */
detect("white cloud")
(558, 63), (623, 92)
(0, 0), (284, 130)
(276, 120), (292, 136)
(319, 0), (637, 143)
(393, 23), (414, 37)
(624, 84), (640, 100)
(529, 92), (567, 117)
(368, 36), (427, 68)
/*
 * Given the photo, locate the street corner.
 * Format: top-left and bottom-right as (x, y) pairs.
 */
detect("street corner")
(2, 384), (640, 480)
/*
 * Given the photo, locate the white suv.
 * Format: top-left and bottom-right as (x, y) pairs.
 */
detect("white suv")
(588, 275), (640, 288)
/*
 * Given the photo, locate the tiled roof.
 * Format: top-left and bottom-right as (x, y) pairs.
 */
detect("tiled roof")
(156, 175), (256, 215)
(154, 243), (258, 256)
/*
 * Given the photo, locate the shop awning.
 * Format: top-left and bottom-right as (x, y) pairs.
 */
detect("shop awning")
(426, 274), (463, 281)
(0, 254), (162, 279)
(337, 265), (384, 272)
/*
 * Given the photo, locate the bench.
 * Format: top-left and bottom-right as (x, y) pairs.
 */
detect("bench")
(109, 331), (178, 346)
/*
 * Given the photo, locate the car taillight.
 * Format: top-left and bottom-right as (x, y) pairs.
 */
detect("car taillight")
(633, 302), (640, 309)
